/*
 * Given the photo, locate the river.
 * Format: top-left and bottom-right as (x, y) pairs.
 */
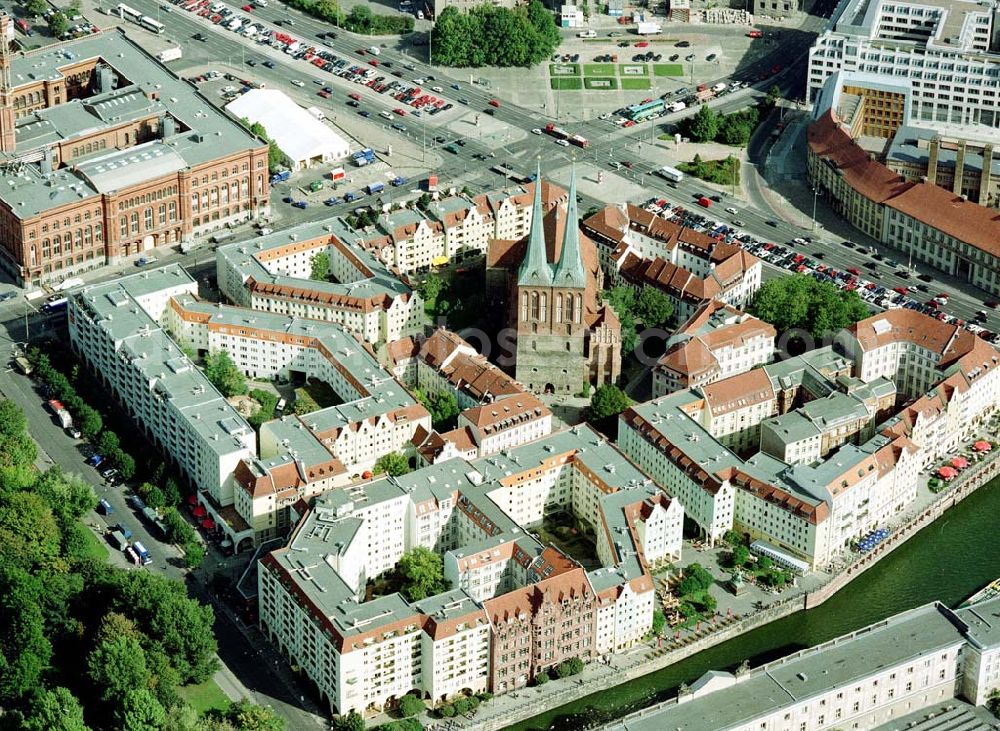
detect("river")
(510, 475), (1000, 731)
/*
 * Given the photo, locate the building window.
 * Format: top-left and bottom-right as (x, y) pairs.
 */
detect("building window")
(130, 212), (139, 234)
(144, 208), (153, 230)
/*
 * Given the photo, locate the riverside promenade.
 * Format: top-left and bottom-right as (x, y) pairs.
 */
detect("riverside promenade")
(431, 444), (1000, 731)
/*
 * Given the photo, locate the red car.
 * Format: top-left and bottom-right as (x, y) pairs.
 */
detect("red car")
(747, 30), (762, 38)
(393, 108), (407, 116)
(847, 267), (861, 276)
(893, 286), (909, 295)
(369, 59), (379, 66)
(771, 64), (783, 74)
(242, 4), (252, 9)
(635, 41), (649, 47)
(488, 98), (500, 108)
(349, 92), (361, 100)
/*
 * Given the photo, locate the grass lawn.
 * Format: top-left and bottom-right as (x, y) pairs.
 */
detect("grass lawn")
(678, 157), (741, 185)
(621, 77), (652, 90)
(653, 63), (684, 76)
(548, 63), (580, 76)
(294, 378), (343, 415)
(550, 77), (583, 90)
(618, 64), (649, 76)
(76, 524), (109, 560)
(178, 679), (230, 715)
(583, 63), (616, 76)
(584, 77), (618, 90)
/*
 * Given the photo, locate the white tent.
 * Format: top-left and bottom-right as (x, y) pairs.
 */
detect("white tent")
(226, 89), (350, 171)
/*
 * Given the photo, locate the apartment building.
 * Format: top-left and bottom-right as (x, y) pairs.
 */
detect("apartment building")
(808, 110), (1000, 295)
(216, 218), (425, 345)
(583, 203), (763, 324)
(259, 425), (678, 715)
(653, 300), (776, 397)
(604, 597), (1000, 731)
(68, 265), (257, 548)
(162, 295), (431, 543)
(0, 26), (269, 287)
(617, 314), (990, 567)
(807, 0), (1000, 134)
(390, 328), (554, 462)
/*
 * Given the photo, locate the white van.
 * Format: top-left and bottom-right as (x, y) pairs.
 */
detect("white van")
(368, 46), (380, 56)
(275, 398), (287, 414)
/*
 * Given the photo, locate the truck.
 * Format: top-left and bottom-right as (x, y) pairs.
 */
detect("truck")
(656, 165), (685, 183)
(329, 167), (346, 184)
(128, 494), (146, 511)
(269, 169), (291, 184)
(132, 540), (153, 565)
(352, 149), (376, 167)
(13, 357), (32, 376)
(179, 239), (202, 254)
(696, 196), (712, 208)
(225, 16), (242, 31)
(41, 297), (68, 313)
(390, 176), (407, 187)
(108, 530), (129, 552)
(156, 47), (183, 63)
(668, 101), (687, 113)
(544, 123), (570, 141)
(366, 181), (385, 195)
(98, 498), (114, 516)
(47, 399), (73, 429)
(577, 29), (597, 38)
(424, 174), (438, 192)
(711, 82), (727, 93)
(637, 21), (662, 35)
(569, 134), (589, 149)
(114, 523), (133, 540)
(308, 180), (325, 193)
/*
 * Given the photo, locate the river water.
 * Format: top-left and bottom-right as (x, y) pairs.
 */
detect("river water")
(511, 476), (1000, 731)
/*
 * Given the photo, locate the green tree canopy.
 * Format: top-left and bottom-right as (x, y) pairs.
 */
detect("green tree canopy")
(24, 0), (47, 16)
(332, 711), (366, 731)
(119, 688), (166, 731)
(22, 686), (90, 731)
(688, 105), (719, 143)
(749, 274), (869, 340)
(310, 252), (330, 282)
(374, 452), (411, 477)
(204, 350), (248, 398)
(48, 11), (69, 37)
(224, 699), (285, 731)
(398, 693), (425, 717)
(589, 384), (633, 422)
(415, 389), (460, 430)
(87, 635), (149, 704)
(0, 567), (52, 702)
(431, 0), (560, 67)
(602, 286), (638, 354)
(636, 287), (674, 329)
(397, 547), (448, 601)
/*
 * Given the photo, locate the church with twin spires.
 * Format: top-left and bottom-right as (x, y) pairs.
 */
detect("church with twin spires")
(486, 165), (622, 394)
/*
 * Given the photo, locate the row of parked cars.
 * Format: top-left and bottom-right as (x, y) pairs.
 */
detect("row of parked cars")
(640, 197), (1000, 344)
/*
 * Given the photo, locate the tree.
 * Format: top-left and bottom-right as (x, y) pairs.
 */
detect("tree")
(114, 450), (137, 480)
(204, 350), (248, 397)
(119, 688), (166, 731)
(398, 694), (425, 717)
(87, 636), (148, 703)
(416, 389), (460, 430)
(636, 287), (674, 329)
(22, 687), (89, 731)
(766, 85), (782, 106)
(183, 542), (206, 569)
(397, 546), (447, 601)
(750, 275), (869, 340)
(0, 569), (52, 703)
(24, 0), (47, 16)
(431, 0), (560, 67)
(555, 660), (574, 679)
(731, 544), (750, 568)
(534, 670), (549, 685)
(248, 122), (291, 174)
(0, 399), (38, 470)
(685, 563), (715, 592)
(0, 491), (62, 571)
(47, 11), (69, 37)
(419, 273), (444, 305)
(688, 105), (719, 143)
(589, 384), (632, 422)
(98, 430), (121, 456)
(332, 712), (366, 731)
(78, 404), (103, 441)
(225, 699), (285, 731)
(651, 609), (666, 636)
(310, 252), (330, 282)
(374, 452), (411, 477)
(602, 286), (638, 354)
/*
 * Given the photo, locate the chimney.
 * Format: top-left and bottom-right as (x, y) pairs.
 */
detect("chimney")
(161, 114), (176, 139)
(40, 146), (54, 176)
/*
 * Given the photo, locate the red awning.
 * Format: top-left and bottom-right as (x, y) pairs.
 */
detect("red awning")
(362, 470), (373, 480)
(938, 466), (958, 479)
(187, 494), (198, 505)
(192, 505), (207, 518)
(951, 456), (969, 469)
(975, 440), (992, 452)
(201, 518), (216, 530)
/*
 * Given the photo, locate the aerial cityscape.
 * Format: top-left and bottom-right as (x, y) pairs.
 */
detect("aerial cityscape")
(0, 0), (1000, 728)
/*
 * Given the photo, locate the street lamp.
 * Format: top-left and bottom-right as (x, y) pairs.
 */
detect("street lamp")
(811, 186), (819, 231)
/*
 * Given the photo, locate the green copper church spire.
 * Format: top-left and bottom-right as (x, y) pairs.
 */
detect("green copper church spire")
(552, 164), (587, 289)
(517, 160), (553, 287)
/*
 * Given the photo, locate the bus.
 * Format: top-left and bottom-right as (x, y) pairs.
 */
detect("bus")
(115, 3), (143, 22)
(626, 99), (665, 122)
(140, 16), (165, 33)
